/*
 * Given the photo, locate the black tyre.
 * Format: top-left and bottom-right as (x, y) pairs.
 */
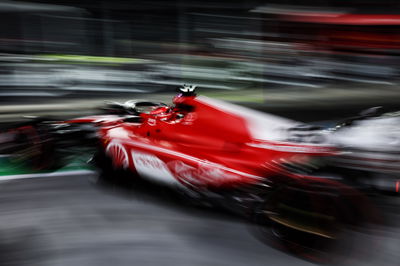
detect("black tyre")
(91, 148), (134, 186)
(252, 183), (361, 263)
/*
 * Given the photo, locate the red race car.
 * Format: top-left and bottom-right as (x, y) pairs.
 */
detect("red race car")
(1, 85), (375, 260)
(71, 86), (373, 257)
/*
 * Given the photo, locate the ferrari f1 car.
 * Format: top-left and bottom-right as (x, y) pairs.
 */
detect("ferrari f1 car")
(0, 85), (376, 260)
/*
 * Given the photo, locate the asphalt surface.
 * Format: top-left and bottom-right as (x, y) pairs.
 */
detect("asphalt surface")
(0, 171), (399, 266)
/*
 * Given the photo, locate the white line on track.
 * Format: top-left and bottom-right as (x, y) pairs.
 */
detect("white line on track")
(0, 170), (95, 182)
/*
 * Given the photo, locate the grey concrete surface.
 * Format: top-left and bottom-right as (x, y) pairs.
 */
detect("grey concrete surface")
(0, 172), (399, 266)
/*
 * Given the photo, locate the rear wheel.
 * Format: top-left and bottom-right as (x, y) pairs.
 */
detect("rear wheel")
(253, 183), (358, 263)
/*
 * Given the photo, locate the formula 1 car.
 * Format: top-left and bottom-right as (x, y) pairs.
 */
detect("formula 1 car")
(0, 86), (375, 260)
(81, 87), (377, 256)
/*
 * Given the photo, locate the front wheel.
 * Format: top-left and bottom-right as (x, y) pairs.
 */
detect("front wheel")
(8, 124), (62, 171)
(91, 144), (137, 187)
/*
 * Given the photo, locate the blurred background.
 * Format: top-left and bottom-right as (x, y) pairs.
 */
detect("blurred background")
(1, 0), (400, 120)
(1, 1), (400, 266)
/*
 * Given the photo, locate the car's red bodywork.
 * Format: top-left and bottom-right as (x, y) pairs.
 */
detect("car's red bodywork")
(70, 94), (337, 190)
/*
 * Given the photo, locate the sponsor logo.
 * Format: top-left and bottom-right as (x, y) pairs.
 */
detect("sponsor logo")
(131, 150), (179, 186)
(168, 160), (240, 186)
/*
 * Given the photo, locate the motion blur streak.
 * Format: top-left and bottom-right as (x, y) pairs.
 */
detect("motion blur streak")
(0, 0), (400, 266)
